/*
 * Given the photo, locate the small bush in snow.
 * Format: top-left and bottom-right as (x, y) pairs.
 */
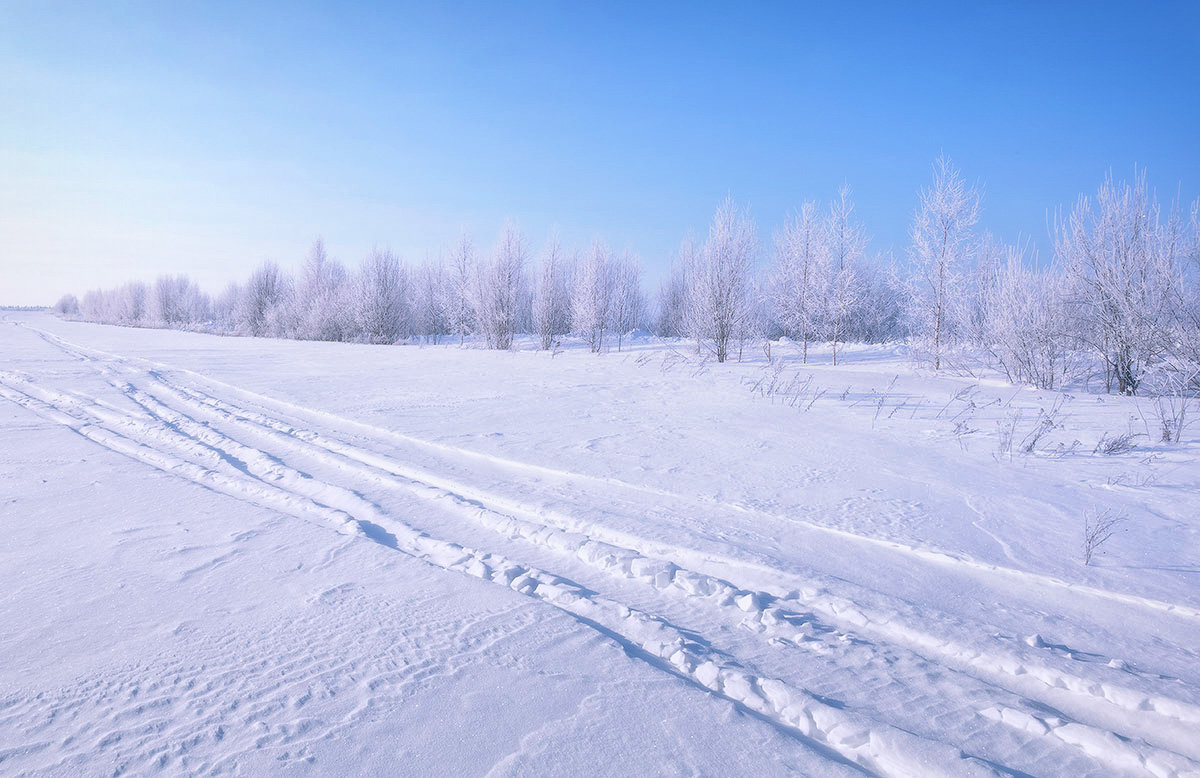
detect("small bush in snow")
(994, 410), (1021, 461)
(1093, 431), (1137, 456)
(1019, 398), (1065, 453)
(1082, 508), (1126, 565)
(1152, 394), (1193, 443)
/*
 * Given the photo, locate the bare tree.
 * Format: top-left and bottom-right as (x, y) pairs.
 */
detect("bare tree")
(354, 248), (409, 344)
(52, 294), (80, 317)
(982, 244), (1074, 389)
(769, 201), (825, 362)
(212, 283), (241, 332)
(117, 282), (148, 325)
(658, 235), (707, 354)
(695, 197), (758, 363)
(472, 222), (527, 350)
(413, 256), (450, 344)
(968, 233), (1006, 348)
(1057, 170), (1182, 394)
(1082, 508), (1125, 565)
(532, 234), (571, 350)
(447, 232), (476, 346)
(572, 239), (614, 352)
(238, 260), (291, 337)
(737, 275), (770, 362)
(150, 274), (210, 328)
(655, 256), (689, 338)
(849, 253), (906, 343)
(1176, 200), (1200, 390)
(609, 251), (644, 352)
(909, 156), (980, 369)
(823, 185), (867, 366)
(296, 238), (351, 341)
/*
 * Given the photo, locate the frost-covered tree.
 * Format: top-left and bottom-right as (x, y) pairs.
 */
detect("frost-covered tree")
(413, 257), (450, 344)
(1057, 171), (1184, 394)
(852, 254), (906, 344)
(472, 222), (527, 350)
(736, 275), (770, 361)
(769, 201), (825, 362)
(695, 198), (758, 363)
(967, 233), (1006, 347)
(1176, 201), (1200, 388)
(238, 260), (291, 337)
(909, 156), (980, 369)
(296, 238), (351, 341)
(609, 251), (644, 352)
(657, 236), (705, 348)
(212, 283), (241, 332)
(354, 248), (409, 344)
(572, 240), (614, 352)
(655, 259), (688, 338)
(110, 281), (148, 326)
(821, 186), (867, 366)
(53, 294), (80, 318)
(150, 274), (209, 328)
(79, 290), (105, 323)
(532, 235), (571, 350)
(447, 232), (476, 345)
(982, 246), (1074, 389)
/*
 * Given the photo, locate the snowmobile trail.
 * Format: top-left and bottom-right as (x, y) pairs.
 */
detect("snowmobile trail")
(25, 324), (1200, 624)
(0, 375), (992, 778)
(3, 327), (1199, 776)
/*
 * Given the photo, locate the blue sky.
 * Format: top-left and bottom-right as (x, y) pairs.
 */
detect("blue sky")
(2, 1), (1198, 304)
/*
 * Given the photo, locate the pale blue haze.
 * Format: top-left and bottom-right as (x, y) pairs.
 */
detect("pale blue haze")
(2, 1), (1197, 303)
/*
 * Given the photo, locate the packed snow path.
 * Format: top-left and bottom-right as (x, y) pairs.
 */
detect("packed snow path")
(2, 315), (1199, 776)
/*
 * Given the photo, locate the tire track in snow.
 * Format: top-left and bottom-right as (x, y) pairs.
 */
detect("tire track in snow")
(0, 374), (996, 778)
(29, 325), (1200, 626)
(143, 366), (1200, 765)
(10, 339), (1200, 775)
(16, 328), (1200, 775)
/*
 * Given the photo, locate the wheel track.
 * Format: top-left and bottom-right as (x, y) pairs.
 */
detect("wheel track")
(56, 339), (1197, 761)
(7, 327), (1200, 776)
(28, 325), (1200, 624)
(142, 367), (1200, 764)
(1, 373), (994, 778)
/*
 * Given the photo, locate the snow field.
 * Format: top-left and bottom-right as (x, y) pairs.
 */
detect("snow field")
(3, 314), (1199, 776)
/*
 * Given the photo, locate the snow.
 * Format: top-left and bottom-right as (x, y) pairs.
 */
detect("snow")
(2, 311), (1199, 777)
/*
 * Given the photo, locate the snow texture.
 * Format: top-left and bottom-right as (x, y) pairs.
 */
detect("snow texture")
(2, 312), (1199, 777)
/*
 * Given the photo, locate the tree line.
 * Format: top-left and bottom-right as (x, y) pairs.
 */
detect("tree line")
(56, 158), (1199, 396)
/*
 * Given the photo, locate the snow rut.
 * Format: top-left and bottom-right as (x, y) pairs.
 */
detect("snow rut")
(135, 369), (1200, 766)
(1, 380), (986, 777)
(5, 327), (1200, 777)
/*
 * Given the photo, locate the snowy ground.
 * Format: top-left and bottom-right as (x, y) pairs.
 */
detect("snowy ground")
(2, 311), (1199, 777)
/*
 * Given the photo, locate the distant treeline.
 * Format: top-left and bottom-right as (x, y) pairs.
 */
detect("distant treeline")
(57, 158), (1200, 396)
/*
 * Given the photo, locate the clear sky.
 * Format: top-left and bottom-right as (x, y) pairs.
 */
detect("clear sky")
(2, 1), (1198, 305)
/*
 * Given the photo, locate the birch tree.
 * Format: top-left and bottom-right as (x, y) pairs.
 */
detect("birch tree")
(532, 234), (571, 350)
(769, 201), (825, 362)
(472, 222), (527, 350)
(238, 260), (290, 337)
(296, 238), (351, 341)
(909, 156), (980, 369)
(696, 198), (758, 363)
(823, 186), (867, 366)
(609, 251), (644, 351)
(413, 257), (450, 343)
(983, 245), (1073, 389)
(571, 239), (614, 352)
(354, 248), (408, 344)
(1057, 171), (1181, 394)
(53, 294), (80, 317)
(447, 232), (476, 345)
